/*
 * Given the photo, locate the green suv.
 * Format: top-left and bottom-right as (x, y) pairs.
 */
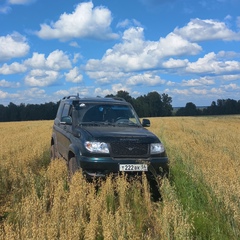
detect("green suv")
(51, 94), (169, 180)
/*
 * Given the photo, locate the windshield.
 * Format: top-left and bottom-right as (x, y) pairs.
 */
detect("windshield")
(76, 103), (141, 126)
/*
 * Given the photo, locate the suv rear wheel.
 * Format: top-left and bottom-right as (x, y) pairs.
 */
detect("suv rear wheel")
(68, 156), (78, 178)
(51, 144), (57, 160)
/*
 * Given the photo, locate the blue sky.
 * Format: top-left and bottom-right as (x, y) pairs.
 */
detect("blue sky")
(0, 0), (240, 107)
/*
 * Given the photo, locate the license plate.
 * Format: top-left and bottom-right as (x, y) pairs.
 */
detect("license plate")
(119, 164), (148, 172)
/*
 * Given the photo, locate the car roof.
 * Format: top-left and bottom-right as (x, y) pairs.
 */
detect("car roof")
(61, 95), (129, 105)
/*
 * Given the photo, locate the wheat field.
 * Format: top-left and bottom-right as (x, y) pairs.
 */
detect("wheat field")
(0, 116), (239, 239)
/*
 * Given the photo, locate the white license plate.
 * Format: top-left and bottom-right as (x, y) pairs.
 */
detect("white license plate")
(119, 164), (148, 172)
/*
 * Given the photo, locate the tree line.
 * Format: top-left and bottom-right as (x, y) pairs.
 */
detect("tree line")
(0, 102), (58, 122)
(175, 99), (240, 116)
(0, 91), (239, 122)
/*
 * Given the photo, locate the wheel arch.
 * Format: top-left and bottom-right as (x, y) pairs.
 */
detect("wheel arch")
(68, 144), (81, 167)
(51, 137), (54, 146)
(51, 132), (57, 146)
(50, 133), (58, 159)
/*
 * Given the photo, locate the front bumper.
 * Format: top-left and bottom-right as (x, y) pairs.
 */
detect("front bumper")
(78, 155), (169, 179)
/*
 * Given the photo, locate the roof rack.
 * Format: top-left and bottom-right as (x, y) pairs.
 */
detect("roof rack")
(105, 96), (126, 102)
(62, 93), (80, 100)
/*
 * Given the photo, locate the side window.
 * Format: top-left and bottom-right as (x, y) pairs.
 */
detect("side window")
(61, 104), (71, 118)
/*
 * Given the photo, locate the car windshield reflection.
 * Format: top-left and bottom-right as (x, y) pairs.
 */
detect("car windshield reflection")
(77, 104), (141, 126)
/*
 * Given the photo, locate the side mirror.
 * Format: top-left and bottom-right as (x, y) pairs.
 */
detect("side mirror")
(142, 118), (150, 127)
(60, 116), (72, 125)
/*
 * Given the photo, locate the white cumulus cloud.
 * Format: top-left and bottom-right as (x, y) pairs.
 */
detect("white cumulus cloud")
(174, 18), (240, 41)
(35, 2), (118, 41)
(85, 27), (202, 75)
(182, 77), (215, 87)
(0, 32), (29, 61)
(0, 79), (20, 87)
(186, 52), (240, 74)
(24, 50), (72, 70)
(127, 73), (165, 86)
(24, 69), (59, 87)
(64, 67), (83, 83)
(0, 62), (27, 75)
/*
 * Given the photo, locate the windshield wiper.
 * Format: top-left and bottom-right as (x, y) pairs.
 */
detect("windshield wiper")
(79, 121), (140, 127)
(115, 122), (140, 127)
(79, 121), (102, 126)
(79, 121), (116, 127)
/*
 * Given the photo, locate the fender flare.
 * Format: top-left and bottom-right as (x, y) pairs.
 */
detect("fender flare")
(68, 143), (82, 168)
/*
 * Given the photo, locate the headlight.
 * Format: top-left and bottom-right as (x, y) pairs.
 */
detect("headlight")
(84, 141), (109, 153)
(150, 143), (165, 154)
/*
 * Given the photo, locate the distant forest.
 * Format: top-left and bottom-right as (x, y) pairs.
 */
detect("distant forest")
(0, 91), (240, 122)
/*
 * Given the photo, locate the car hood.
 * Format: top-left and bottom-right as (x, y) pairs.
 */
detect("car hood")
(80, 126), (159, 142)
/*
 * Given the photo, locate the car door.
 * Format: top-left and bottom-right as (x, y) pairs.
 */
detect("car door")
(57, 104), (72, 159)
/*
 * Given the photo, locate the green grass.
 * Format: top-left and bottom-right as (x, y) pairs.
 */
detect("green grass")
(170, 152), (238, 239)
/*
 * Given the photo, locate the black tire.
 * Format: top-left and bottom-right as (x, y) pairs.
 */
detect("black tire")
(50, 144), (57, 161)
(68, 157), (78, 178)
(149, 179), (162, 202)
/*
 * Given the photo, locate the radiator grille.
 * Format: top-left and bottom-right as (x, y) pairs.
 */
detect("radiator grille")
(110, 142), (149, 157)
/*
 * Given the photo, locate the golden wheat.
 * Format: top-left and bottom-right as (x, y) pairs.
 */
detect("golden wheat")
(1, 116), (239, 239)
(150, 115), (240, 235)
